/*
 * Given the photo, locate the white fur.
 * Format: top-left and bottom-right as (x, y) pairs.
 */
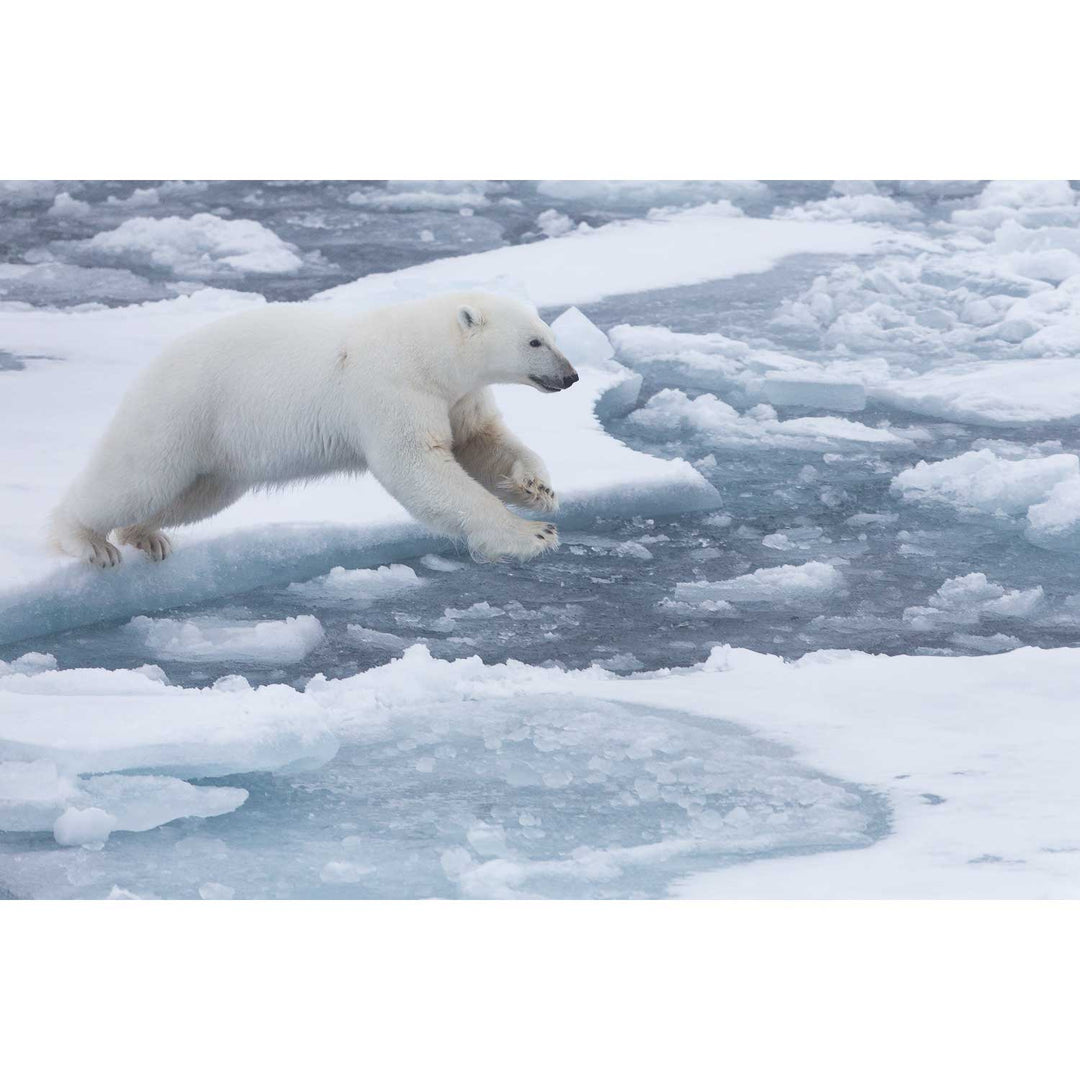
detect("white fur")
(51, 291), (579, 568)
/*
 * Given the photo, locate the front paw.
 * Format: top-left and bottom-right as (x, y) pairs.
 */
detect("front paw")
(501, 470), (558, 513)
(468, 518), (558, 562)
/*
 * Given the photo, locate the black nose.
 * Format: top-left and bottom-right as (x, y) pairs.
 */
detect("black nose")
(562, 371), (579, 389)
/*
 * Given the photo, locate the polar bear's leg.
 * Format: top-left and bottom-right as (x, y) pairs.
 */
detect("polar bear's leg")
(115, 526), (173, 562)
(51, 521), (124, 569)
(153, 474), (246, 527)
(116, 474), (245, 559)
(451, 391), (557, 513)
(365, 421), (558, 562)
(52, 469), (191, 569)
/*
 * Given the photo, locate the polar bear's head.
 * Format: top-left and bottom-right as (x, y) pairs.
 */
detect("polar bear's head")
(453, 292), (579, 394)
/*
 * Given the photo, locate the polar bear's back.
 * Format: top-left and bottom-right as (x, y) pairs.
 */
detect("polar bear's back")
(158, 304), (349, 384)
(108, 305), (355, 483)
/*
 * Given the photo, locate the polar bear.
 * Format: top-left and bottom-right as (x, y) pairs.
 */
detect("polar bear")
(51, 291), (579, 568)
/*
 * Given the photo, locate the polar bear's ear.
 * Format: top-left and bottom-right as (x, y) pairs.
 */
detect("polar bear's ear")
(457, 305), (484, 333)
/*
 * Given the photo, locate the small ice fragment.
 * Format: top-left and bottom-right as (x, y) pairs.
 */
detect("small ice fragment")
(466, 822), (509, 857)
(420, 554), (464, 572)
(198, 882), (235, 900)
(53, 806), (116, 848)
(319, 861), (373, 884)
(550, 307), (615, 368)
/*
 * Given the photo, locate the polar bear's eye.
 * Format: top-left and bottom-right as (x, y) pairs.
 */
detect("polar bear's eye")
(529, 338), (542, 348)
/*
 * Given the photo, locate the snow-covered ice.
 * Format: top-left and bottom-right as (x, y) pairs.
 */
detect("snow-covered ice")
(3, 641), (1076, 899)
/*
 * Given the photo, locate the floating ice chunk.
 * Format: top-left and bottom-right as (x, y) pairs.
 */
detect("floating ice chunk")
(287, 563), (423, 604)
(831, 181), (881, 196)
(127, 614), (325, 664)
(46, 192), (91, 218)
(628, 389), (909, 449)
(952, 182), (1080, 231)
(595, 652), (645, 672)
(776, 415), (905, 444)
(776, 194), (921, 223)
(346, 625), (409, 651)
(534, 180), (768, 210)
(949, 633), (1023, 654)
(609, 323), (824, 403)
(419, 554), (464, 572)
(647, 200), (745, 221)
(0, 664), (337, 778)
(54, 807), (116, 848)
(77, 774), (248, 834)
(762, 526), (825, 551)
(198, 882), (235, 900)
(672, 562), (843, 608)
(978, 181), (1077, 209)
(0, 261), (174, 305)
(0, 760), (79, 831)
(536, 209), (575, 238)
(902, 573), (1044, 631)
(43, 213), (305, 278)
(0, 652), (57, 676)
(563, 535), (653, 559)
(467, 821), (510, 857)
(320, 860), (374, 883)
(0, 181), (60, 206)
(1026, 475), (1080, 552)
(347, 183), (491, 211)
(106, 886), (145, 900)
(550, 306), (615, 368)
(845, 512), (898, 527)
(0, 764), (246, 835)
(106, 187), (161, 209)
(763, 371), (867, 412)
(891, 449), (1079, 516)
(443, 601), (502, 621)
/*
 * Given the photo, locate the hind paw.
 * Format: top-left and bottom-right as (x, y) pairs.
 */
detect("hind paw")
(84, 537), (122, 569)
(118, 528), (172, 562)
